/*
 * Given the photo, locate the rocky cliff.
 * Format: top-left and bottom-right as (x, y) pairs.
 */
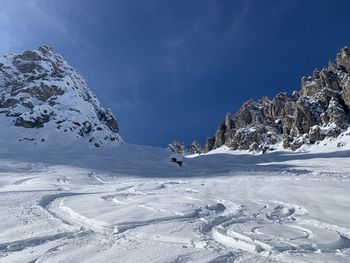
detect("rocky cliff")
(204, 47), (350, 152)
(0, 45), (122, 147)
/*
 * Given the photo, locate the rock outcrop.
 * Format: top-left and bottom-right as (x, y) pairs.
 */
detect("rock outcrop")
(0, 45), (122, 147)
(204, 47), (350, 152)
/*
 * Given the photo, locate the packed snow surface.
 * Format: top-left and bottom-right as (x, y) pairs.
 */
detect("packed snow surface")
(0, 141), (350, 262)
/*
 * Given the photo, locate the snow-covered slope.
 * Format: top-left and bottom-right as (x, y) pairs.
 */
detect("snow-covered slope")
(0, 45), (122, 148)
(0, 144), (349, 263)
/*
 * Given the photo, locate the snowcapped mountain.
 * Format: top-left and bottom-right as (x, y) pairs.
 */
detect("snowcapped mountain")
(0, 45), (122, 148)
(204, 47), (350, 153)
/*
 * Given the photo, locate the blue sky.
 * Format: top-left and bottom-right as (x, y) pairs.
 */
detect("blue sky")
(1, 0), (350, 146)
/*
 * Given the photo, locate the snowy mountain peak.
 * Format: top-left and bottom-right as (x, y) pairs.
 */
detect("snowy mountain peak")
(0, 45), (122, 148)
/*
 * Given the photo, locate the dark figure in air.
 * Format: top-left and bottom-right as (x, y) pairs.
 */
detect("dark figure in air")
(171, 157), (183, 167)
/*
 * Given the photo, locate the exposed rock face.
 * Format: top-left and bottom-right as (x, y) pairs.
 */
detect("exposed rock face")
(0, 45), (122, 146)
(205, 47), (350, 152)
(188, 140), (202, 154)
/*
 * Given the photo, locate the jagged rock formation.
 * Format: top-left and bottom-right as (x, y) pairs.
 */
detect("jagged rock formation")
(0, 45), (122, 147)
(205, 47), (350, 152)
(188, 140), (202, 154)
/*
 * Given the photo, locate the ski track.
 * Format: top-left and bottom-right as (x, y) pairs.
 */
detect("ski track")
(1, 178), (350, 263)
(0, 232), (76, 253)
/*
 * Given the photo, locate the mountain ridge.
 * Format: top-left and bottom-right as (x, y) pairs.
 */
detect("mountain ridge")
(204, 46), (350, 152)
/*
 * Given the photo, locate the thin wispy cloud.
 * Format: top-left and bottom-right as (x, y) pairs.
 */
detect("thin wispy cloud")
(0, 0), (97, 55)
(0, 0), (65, 52)
(162, 0), (253, 93)
(229, 0), (253, 32)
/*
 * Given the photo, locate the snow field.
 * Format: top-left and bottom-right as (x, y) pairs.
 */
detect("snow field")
(0, 143), (349, 262)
